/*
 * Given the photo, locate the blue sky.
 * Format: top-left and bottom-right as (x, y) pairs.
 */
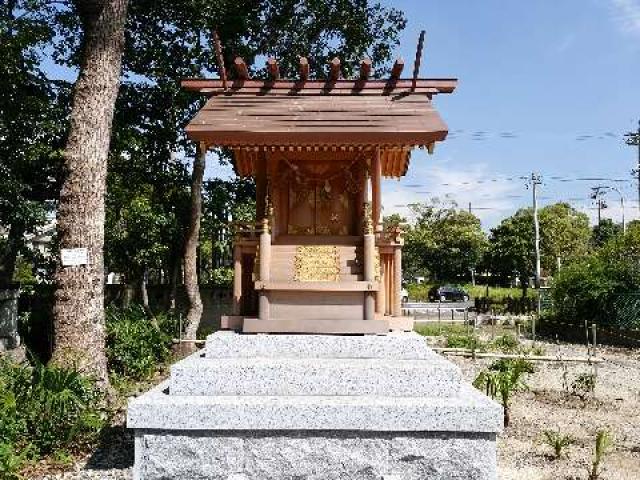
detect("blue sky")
(377, 0), (640, 228)
(43, 1), (640, 229)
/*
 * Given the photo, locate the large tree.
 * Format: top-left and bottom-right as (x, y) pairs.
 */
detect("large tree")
(52, 0), (129, 387)
(403, 200), (488, 282)
(485, 202), (590, 294)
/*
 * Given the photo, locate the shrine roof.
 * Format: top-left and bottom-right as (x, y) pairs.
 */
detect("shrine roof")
(182, 39), (456, 177)
(183, 78), (456, 150)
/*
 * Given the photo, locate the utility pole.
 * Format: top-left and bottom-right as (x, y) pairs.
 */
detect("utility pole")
(530, 172), (542, 343)
(531, 173), (542, 289)
(625, 120), (640, 214)
(468, 201), (472, 214)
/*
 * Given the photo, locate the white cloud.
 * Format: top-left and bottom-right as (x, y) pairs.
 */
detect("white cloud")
(609, 0), (640, 37)
(381, 158), (524, 230)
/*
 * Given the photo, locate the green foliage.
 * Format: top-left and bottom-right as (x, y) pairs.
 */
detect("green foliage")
(0, 441), (30, 480)
(0, 359), (105, 475)
(571, 372), (596, 400)
(489, 358), (535, 375)
(485, 203), (590, 290)
(413, 323), (468, 337)
(403, 200), (487, 281)
(0, 0), (69, 284)
(542, 429), (575, 459)
(490, 334), (520, 353)
(589, 430), (614, 480)
(473, 359), (531, 427)
(446, 334), (487, 351)
(550, 224), (640, 329)
(105, 305), (172, 379)
(591, 219), (622, 248)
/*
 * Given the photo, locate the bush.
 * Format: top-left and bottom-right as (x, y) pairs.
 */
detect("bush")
(106, 305), (172, 379)
(490, 334), (520, 353)
(446, 334), (486, 351)
(0, 442), (29, 480)
(551, 225), (640, 330)
(0, 359), (105, 474)
(571, 372), (596, 400)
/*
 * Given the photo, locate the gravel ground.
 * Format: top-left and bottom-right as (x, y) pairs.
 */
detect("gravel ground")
(446, 340), (640, 480)
(37, 339), (639, 480)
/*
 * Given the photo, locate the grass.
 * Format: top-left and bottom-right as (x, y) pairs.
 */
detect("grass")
(414, 323), (470, 337)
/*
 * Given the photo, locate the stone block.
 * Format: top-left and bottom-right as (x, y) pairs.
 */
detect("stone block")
(169, 355), (462, 397)
(134, 430), (497, 480)
(204, 331), (436, 359)
(128, 382), (501, 433)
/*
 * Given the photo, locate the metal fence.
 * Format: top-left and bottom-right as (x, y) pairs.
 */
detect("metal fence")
(611, 292), (640, 330)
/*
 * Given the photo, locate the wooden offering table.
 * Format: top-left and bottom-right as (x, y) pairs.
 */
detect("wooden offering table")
(182, 57), (456, 333)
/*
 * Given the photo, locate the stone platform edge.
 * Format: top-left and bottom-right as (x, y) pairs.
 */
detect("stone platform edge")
(127, 380), (503, 433)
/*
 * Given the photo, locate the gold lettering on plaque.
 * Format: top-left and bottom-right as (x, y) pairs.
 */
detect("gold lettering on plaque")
(294, 246), (341, 282)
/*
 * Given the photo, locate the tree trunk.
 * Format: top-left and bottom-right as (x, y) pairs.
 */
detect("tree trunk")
(183, 143), (206, 343)
(51, 0), (129, 388)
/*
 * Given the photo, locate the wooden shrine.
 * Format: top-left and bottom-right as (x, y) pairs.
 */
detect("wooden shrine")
(182, 42), (457, 334)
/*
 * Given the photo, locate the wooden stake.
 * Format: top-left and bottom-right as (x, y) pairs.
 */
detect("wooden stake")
(212, 30), (227, 90)
(412, 30), (426, 90)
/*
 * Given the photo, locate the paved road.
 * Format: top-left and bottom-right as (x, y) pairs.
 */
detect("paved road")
(403, 301), (473, 310)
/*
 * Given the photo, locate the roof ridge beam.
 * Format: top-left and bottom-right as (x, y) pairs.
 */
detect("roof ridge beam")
(234, 57), (249, 80)
(359, 58), (372, 80)
(299, 57), (309, 81)
(391, 58), (404, 79)
(329, 57), (341, 82)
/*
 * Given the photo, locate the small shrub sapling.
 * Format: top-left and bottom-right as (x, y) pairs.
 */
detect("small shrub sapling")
(473, 359), (532, 427)
(542, 429), (575, 459)
(588, 429), (614, 480)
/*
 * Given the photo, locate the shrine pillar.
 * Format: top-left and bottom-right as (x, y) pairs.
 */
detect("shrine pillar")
(258, 217), (271, 321)
(232, 244), (242, 315)
(393, 246), (402, 317)
(363, 173), (375, 321)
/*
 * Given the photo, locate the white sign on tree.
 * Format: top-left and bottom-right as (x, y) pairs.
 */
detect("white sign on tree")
(60, 248), (89, 267)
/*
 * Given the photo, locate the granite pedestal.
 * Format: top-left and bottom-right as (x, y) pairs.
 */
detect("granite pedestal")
(128, 332), (502, 480)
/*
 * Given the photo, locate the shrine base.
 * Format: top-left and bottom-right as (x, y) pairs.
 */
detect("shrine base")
(127, 332), (502, 480)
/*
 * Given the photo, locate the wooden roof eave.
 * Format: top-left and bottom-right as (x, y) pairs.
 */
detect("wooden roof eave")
(180, 78), (457, 96)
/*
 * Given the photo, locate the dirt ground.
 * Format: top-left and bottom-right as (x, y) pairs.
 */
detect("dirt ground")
(439, 338), (640, 480)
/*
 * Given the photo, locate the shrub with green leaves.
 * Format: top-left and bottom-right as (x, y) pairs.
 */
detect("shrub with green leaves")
(589, 429), (614, 480)
(474, 358), (532, 427)
(0, 442), (30, 480)
(490, 334), (519, 353)
(571, 372), (596, 400)
(446, 334), (487, 351)
(542, 429), (575, 459)
(106, 305), (172, 379)
(0, 359), (105, 475)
